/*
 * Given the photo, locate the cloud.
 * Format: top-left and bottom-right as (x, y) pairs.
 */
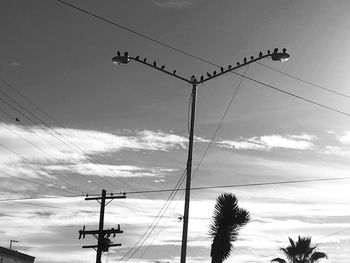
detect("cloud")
(47, 163), (176, 178)
(217, 133), (315, 151)
(151, 0), (197, 8)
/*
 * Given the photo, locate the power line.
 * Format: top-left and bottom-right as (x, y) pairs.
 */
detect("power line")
(257, 62), (350, 100)
(55, 0), (350, 119)
(123, 176), (350, 195)
(0, 77), (155, 195)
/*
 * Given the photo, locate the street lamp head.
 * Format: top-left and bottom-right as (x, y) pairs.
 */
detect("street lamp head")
(271, 48), (290, 62)
(112, 52), (130, 65)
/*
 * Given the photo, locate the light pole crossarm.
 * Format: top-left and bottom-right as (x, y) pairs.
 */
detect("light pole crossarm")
(112, 52), (192, 84)
(198, 48), (290, 84)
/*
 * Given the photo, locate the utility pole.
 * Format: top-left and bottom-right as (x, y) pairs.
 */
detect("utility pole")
(9, 240), (18, 250)
(79, 189), (126, 263)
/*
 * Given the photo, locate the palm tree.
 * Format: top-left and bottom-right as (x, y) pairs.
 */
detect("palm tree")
(272, 236), (328, 263)
(209, 193), (250, 263)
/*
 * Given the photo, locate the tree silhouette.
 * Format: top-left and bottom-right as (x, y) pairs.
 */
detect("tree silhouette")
(272, 236), (328, 263)
(209, 193), (250, 263)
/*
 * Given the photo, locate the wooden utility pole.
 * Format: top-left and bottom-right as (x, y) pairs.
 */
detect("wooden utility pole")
(78, 189), (126, 263)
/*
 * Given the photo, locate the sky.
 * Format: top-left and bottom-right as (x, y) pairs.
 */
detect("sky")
(1, 0), (350, 262)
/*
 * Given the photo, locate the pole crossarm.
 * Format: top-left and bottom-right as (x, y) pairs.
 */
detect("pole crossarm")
(79, 226), (123, 239)
(85, 194), (126, 201)
(112, 48), (289, 85)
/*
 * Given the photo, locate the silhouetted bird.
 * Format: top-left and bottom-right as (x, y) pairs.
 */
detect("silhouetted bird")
(213, 71), (217, 76)
(124, 52), (128, 57)
(237, 62), (240, 66)
(117, 51), (121, 56)
(220, 67), (224, 73)
(135, 56), (140, 60)
(153, 61), (157, 67)
(228, 65), (232, 70)
(143, 58), (147, 62)
(200, 75), (204, 82)
(161, 65), (165, 70)
(173, 70), (177, 75)
(244, 57), (247, 63)
(259, 51), (263, 58)
(15, 117), (20, 122)
(251, 56), (254, 60)
(190, 75), (197, 82)
(207, 72), (212, 77)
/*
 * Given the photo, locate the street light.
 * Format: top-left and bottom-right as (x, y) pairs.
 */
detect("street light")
(112, 48), (290, 263)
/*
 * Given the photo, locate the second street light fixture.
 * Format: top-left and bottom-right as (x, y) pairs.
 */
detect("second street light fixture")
(112, 48), (290, 263)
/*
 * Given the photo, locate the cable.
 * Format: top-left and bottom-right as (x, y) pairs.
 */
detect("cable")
(55, 0), (350, 120)
(257, 62), (350, 100)
(122, 176), (350, 195)
(118, 170), (186, 262)
(0, 77), (156, 195)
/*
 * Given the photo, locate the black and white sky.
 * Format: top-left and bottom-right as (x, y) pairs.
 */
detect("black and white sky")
(1, 0), (350, 262)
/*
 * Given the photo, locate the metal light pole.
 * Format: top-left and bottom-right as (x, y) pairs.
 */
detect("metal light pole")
(112, 48), (290, 263)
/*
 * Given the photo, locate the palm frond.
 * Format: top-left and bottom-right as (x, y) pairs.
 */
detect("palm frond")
(271, 258), (286, 263)
(310, 252), (328, 262)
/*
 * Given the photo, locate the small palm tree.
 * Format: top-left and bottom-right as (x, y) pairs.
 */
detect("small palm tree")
(272, 236), (328, 263)
(209, 193), (250, 263)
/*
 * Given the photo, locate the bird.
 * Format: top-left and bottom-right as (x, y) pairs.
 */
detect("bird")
(259, 51), (263, 57)
(161, 65), (165, 70)
(190, 75), (197, 82)
(251, 56), (254, 60)
(143, 58), (147, 63)
(207, 72), (212, 77)
(228, 65), (232, 70)
(173, 70), (177, 75)
(117, 51), (121, 56)
(200, 75), (204, 82)
(135, 56), (140, 60)
(220, 66), (224, 73)
(153, 61), (157, 67)
(213, 70), (217, 76)
(15, 117), (20, 122)
(237, 62), (240, 66)
(243, 57), (247, 63)
(124, 52), (128, 57)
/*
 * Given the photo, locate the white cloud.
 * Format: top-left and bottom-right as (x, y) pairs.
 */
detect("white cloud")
(217, 133), (315, 151)
(0, 123), (186, 179)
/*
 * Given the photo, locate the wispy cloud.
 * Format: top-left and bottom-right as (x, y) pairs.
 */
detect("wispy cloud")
(151, 0), (197, 8)
(217, 133), (315, 151)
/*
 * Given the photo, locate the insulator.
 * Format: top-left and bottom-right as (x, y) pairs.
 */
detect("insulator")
(124, 52), (128, 57)
(267, 50), (271, 54)
(283, 48), (287, 53)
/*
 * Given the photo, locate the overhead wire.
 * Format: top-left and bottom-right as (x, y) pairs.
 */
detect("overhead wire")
(256, 62), (350, 100)
(0, 77), (157, 197)
(55, 0), (350, 120)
